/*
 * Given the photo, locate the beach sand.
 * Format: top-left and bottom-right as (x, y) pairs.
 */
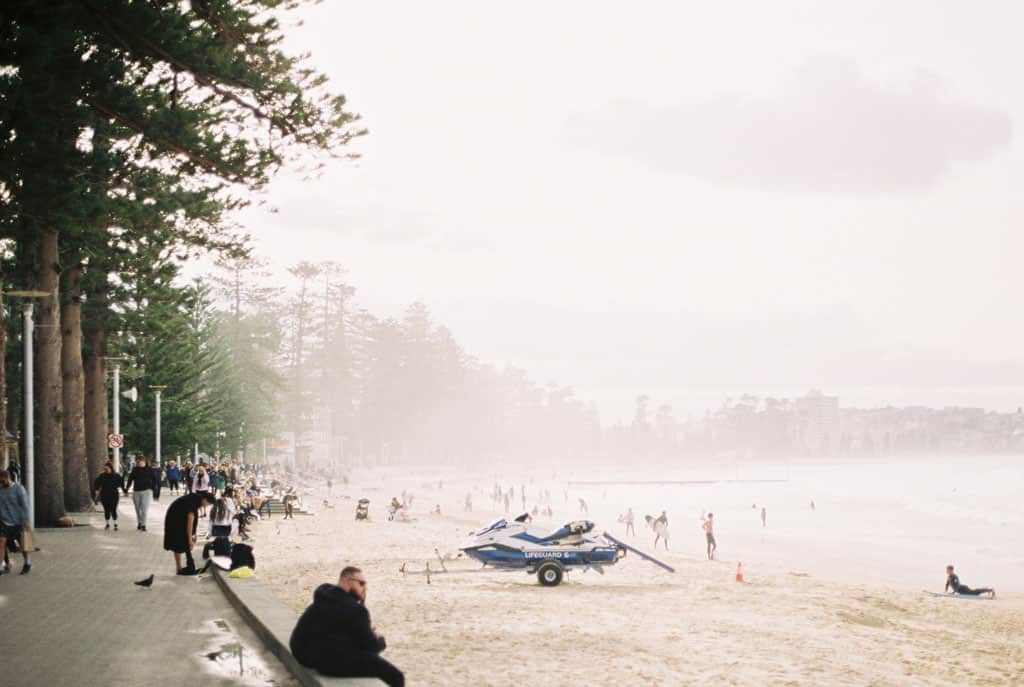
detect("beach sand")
(250, 460), (1024, 687)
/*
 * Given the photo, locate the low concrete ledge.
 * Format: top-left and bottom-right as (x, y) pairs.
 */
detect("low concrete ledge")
(212, 567), (385, 687)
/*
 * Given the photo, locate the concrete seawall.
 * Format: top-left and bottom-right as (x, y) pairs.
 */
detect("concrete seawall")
(212, 567), (385, 687)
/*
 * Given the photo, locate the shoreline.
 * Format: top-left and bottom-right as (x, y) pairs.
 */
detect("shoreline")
(247, 465), (1023, 687)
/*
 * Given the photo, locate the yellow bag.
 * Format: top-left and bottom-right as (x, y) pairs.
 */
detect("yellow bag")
(228, 566), (254, 579)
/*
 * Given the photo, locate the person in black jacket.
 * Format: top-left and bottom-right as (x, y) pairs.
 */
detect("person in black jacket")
(124, 456), (158, 531)
(93, 462), (124, 530)
(289, 566), (404, 687)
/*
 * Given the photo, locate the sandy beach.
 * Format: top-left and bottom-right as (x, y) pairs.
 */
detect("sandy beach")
(253, 459), (1024, 686)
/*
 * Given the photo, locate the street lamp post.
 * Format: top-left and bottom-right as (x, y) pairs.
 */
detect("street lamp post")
(5, 290), (50, 530)
(23, 302), (34, 529)
(113, 363), (121, 471)
(151, 386), (167, 465)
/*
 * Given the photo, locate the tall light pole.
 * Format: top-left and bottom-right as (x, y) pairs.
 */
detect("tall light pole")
(112, 363), (121, 471)
(23, 302), (34, 529)
(5, 290), (50, 530)
(104, 356), (134, 472)
(151, 386), (166, 465)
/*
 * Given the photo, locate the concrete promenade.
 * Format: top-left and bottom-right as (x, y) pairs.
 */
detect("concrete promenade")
(0, 499), (298, 687)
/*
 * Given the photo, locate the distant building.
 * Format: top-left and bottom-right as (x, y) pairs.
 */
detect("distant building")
(795, 389), (839, 454)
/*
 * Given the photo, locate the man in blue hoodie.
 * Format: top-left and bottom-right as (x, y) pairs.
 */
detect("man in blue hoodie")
(289, 566), (404, 687)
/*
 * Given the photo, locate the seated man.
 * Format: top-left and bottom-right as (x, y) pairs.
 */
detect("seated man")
(289, 566), (404, 687)
(945, 565), (995, 597)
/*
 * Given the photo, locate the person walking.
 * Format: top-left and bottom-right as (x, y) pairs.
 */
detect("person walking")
(761, 507), (767, 528)
(93, 462), (124, 530)
(153, 462), (163, 502)
(166, 461), (181, 494)
(0, 470), (32, 575)
(124, 456), (158, 531)
(163, 491), (217, 574)
(182, 461), (194, 494)
(289, 566), (404, 686)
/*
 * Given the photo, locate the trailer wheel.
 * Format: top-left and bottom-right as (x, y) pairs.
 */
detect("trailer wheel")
(537, 561), (563, 587)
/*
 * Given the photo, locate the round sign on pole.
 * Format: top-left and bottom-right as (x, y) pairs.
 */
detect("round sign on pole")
(108, 433), (124, 449)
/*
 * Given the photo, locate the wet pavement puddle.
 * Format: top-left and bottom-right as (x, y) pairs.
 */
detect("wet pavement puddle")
(195, 618), (295, 685)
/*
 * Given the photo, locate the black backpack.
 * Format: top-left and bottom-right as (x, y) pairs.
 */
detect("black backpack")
(230, 543), (255, 570)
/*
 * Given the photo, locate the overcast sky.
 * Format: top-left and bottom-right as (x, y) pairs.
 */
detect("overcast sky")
(221, 1), (1024, 421)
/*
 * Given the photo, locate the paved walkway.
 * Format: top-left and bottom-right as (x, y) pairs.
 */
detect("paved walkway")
(0, 499), (298, 687)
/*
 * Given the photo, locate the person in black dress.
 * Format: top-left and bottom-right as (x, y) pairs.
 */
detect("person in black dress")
(93, 462), (124, 530)
(164, 491), (216, 574)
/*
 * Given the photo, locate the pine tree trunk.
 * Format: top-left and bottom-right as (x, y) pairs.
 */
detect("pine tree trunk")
(61, 264), (91, 511)
(32, 230), (66, 524)
(83, 288), (109, 482)
(0, 273), (7, 470)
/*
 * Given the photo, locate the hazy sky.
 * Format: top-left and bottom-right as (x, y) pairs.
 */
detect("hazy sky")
(223, 1), (1024, 421)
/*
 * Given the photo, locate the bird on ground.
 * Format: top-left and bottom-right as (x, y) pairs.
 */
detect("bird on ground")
(134, 574), (155, 588)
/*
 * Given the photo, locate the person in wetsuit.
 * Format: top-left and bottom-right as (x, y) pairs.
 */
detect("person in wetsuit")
(290, 566), (404, 687)
(945, 565), (995, 597)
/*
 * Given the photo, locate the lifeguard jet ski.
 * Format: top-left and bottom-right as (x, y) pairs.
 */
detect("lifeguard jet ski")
(457, 514), (671, 586)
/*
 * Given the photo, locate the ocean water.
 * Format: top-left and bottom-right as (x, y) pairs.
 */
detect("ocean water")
(555, 456), (1024, 593)
(392, 454), (1024, 594)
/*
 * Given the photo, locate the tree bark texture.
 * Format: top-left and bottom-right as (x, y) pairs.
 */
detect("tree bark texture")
(61, 264), (91, 511)
(32, 230), (66, 524)
(83, 289), (109, 482)
(0, 275), (7, 470)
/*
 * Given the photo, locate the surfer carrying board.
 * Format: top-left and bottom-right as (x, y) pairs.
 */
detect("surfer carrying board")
(652, 510), (669, 550)
(945, 565), (995, 598)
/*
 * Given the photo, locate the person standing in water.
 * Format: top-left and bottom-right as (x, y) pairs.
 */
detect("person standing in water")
(761, 507), (767, 528)
(652, 510), (669, 550)
(703, 513), (717, 560)
(945, 565), (995, 597)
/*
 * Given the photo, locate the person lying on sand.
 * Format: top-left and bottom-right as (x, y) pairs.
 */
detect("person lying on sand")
(945, 565), (995, 597)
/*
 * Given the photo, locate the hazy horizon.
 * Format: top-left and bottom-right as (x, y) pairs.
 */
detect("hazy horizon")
(196, 1), (1024, 422)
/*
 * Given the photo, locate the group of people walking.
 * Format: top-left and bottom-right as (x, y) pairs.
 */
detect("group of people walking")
(95, 456), (298, 576)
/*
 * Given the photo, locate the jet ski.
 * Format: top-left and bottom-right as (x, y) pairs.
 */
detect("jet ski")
(460, 514), (624, 586)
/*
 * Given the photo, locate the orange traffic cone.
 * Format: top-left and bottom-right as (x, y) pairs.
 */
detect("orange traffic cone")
(735, 562), (744, 583)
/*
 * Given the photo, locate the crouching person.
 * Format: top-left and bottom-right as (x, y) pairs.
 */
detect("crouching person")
(289, 566), (404, 687)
